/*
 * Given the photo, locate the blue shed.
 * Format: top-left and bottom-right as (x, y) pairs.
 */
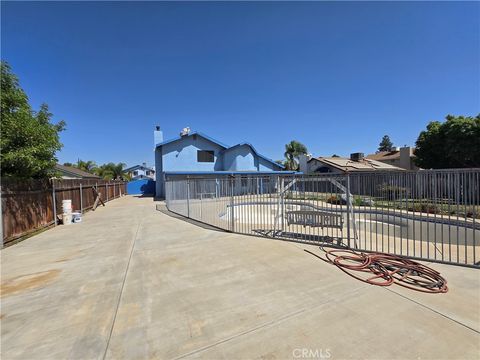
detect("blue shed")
(127, 179), (156, 196)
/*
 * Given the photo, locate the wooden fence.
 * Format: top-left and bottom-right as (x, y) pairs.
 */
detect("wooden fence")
(1, 178), (127, 245)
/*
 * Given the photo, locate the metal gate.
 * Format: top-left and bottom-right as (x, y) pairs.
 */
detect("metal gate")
(165, 170), (480, 268)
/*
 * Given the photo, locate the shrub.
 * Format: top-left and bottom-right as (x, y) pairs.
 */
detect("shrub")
(326, 195), (346, 205)
(377, 183), (410, 200)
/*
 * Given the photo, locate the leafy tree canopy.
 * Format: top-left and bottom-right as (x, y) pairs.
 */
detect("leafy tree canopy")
(1, 62), (66, 178)
(76, 160), (97, 173)
(284, 140), (308, 171)
(414, 114), (480, 169)
(62, 160), (130, 180)
(378, 135), (394, 152)
(95, 162), (130, 181)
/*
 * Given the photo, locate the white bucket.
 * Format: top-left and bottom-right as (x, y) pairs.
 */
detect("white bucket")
(62, 199), (72, 214)
(72, 212), (82, 223)
(62, 213), (72, 225)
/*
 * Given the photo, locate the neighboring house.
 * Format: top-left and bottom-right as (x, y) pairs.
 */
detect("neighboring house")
(125, 163), (155, 180)
(55, 164), (101, 179)
(298, 153), (403, 174)
(366, 146), (419, 171)
(154, 126), (291, 198)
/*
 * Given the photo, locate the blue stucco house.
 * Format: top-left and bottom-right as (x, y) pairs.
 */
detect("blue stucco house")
(154, 126), (289, 198)
(125, 163), (155, 180)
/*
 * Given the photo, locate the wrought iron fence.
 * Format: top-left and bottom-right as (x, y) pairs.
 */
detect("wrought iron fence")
(165, 169), (480, 268)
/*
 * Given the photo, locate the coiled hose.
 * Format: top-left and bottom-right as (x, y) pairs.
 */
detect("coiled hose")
(304, 245), (448, 294)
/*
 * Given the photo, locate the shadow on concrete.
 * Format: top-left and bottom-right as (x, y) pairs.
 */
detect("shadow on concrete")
(155, 203), (347, 247)
(155, 203), (226, 232)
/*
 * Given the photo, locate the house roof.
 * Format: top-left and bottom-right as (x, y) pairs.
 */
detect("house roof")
(156, 131), (284, 169)
(366, 150), (400, 161)
(308, 156), (403, 172)
(222, 143), (285, 169)
(55, 164), (101, 179)
(366, 148), (416, 161)
(124, 164), (154, 172)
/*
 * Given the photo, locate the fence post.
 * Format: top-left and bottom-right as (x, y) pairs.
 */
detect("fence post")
(52, 181), (57, 227)
(186, 177), (190, 218)
(80, 183), (83, 214)
(280, 177), (285, 234)
(230, 176), (235, 232)
(0, 183), (3, 248)
(346, 174), (351, 247)
(106, 182), (109, 202)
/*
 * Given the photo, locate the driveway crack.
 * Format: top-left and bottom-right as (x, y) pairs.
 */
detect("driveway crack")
(102, 210), (145, 360)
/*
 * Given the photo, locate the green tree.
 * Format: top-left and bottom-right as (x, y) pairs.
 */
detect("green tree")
(95, 162), (130, 180)
(378, 135), (394, 152)
(1, 62), (66, 178)
(414, 114), (480, 169)
(283, 140), (308, 171)
(76, 160), (97, 173)
(63, 162), (74, 167)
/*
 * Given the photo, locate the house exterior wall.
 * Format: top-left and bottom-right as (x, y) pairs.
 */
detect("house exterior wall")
(400, 147), (419, 170)
(126, 167), (155, 181)
(370, 147), (419, 171)
(155, 149), (164, 197)
(164, 173), (281, 196)
(155, 133), (283, 198)
(223, 145), (257, 171)
(156, 135), (224, 197)
(132, 169), (146, 177)
(259, 157), (281, 171)
(162, 136), (224, 172)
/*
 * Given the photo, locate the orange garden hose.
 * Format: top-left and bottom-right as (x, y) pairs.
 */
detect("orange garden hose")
(305, 245), (448, 294)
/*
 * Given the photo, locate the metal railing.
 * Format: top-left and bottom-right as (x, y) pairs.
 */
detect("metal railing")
(165, 170), (480, 268)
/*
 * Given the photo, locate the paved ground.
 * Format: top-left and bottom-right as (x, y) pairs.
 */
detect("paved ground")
(1, 196), (479, 360)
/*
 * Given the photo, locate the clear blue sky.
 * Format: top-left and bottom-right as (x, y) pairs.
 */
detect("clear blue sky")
(2, 1), (479, 168)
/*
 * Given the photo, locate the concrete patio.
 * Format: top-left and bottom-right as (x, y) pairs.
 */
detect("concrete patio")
(1, 196), (479, 359)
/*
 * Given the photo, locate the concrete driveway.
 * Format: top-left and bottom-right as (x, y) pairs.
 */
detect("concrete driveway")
(1, 196), (479, 359)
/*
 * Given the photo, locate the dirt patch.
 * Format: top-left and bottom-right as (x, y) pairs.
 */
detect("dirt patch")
(161, 257), (179, 265)
(0, 269), (61, 297)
